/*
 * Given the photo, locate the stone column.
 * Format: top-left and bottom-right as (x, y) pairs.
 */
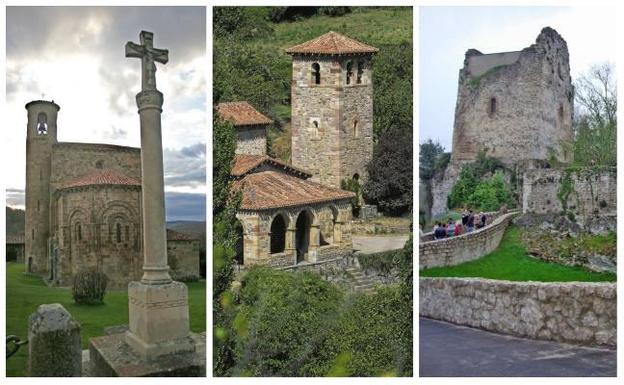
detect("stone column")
(124, 31), (193, 359)
(285, 227), (297, 256)
(333, 221), (343, 246)
(28, 303), (81, 377)
(308, 224), (321, 262)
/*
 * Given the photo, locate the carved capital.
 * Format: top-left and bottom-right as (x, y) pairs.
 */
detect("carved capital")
(136, 90), (164, 112)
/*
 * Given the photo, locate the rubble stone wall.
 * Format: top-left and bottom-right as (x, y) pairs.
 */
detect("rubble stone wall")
(420, 277), (616, 347)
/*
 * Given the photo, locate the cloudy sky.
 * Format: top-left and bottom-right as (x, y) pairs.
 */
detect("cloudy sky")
(420, 6), (617, 151)
(6, 6), (206, 221)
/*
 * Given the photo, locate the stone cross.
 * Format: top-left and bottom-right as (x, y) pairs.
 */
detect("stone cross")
(124, 31), (193, 359)
(125, 31), (169, 91)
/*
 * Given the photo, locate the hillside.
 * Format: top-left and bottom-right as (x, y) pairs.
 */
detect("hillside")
(214, 7), (413, 161)
(6, 207), (25, 237)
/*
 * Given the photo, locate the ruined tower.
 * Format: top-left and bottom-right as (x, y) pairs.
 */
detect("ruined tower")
(287, 31), (377, 188)
(451, 27), (574, 166)
(431, 27), (575, 216)
(24, 100), (59, 274)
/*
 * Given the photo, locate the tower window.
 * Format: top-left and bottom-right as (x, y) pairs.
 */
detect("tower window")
(313, 120), (319, 129)
(353, 120), (359, 137)
(489, 97), (497, 114)
(558, 104), (564, 121)
(37, 200), (40, 212)
(76, 224), (82, 241)
(311, 63), (321, 85)
(32, 229), (35, 240)
(357, 61), (364, 84)
(116, 223), (122, 243)
(37, 113), (48, 135)
(346, 61), (353, 85)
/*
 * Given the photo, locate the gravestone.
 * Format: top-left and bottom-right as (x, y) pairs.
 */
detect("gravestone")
(28, 303), (81, 377)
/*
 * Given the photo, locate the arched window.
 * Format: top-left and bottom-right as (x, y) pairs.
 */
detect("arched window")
(76, 223), (82, 241)
(352, 120), (359, 137)
(116, 223), (122, 243)
(489, 97), (497, 114)
(37, 112), (48, 135)
(357, 61), (364, 84)
(311, 63), (321, 85)
(346, 61), (354, 85)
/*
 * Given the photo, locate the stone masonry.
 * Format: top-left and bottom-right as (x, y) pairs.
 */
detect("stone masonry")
(420, 278), (616, 347)
(24, 99), (200, 288)
(288, 32), (376, 188)
(431, 27), (574, 216)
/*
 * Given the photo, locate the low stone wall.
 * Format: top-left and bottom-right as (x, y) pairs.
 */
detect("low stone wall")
(420, 277), (616, 347)
(419, 211), (517, 270)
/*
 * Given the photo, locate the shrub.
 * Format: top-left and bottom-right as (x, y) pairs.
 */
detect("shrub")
(72, 269), (108, 305)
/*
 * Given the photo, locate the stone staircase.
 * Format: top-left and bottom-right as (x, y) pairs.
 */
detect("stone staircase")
(344, 266), (378, 293)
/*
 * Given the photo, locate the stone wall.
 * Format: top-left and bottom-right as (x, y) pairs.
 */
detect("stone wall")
(236, 125), (267, 156)
(419, 211), (517, 270)
(167, 240), (201, 281)
(522, 167), (616, 230)
(420, 277), (616, 347)
(290, 54), (373, 188)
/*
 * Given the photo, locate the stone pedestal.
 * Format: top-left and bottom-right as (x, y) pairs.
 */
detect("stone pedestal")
(125, 281), (195, 358)
(90, 331), (205, 377)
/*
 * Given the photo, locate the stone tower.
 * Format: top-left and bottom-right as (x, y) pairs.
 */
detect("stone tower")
(287, 31), (377, 188)
(430, 27), (574, 217)
(24, 100), (59, 274)
(451, 27), (574, 166)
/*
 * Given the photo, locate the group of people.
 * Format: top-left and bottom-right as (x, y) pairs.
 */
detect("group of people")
(432, 209), (487, 240)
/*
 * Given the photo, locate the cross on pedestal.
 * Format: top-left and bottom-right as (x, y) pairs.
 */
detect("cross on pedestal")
(125, 31), (169, 91)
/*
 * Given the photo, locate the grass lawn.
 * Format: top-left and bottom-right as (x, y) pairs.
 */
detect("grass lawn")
(5, 262), (206, 377)
(420, 225), (617, 282)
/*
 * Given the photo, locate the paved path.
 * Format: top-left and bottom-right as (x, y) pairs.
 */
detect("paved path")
(352, 235), (408, 254)
(420, 317), (616, 377)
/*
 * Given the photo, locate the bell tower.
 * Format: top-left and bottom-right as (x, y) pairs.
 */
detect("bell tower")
(25, 99), (59, 275)
(287, 31), (377, 188)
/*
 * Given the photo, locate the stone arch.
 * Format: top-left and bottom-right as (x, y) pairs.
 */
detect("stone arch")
(68, 208), (88, 242)
(97, 201), (138, 247)
(311, 62), (321, 85)
(270, 212), (289, 254)
(295, 209), (314, 263)
(234, 220), (244, 265)
(37, 112), (48, 135)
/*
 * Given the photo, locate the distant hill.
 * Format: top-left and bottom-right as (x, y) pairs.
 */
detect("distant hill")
(6, 207), (25, 237)
(167, 221), (206, 240)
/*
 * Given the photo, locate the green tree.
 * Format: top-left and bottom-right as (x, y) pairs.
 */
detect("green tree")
(419, 139), (446, 181)
(572, 63), (617, 167)
(466, 171), (514, 212)
(363, 127), (412, 215)
(447, 151), (507, 210)
(213, 110), (241, 376)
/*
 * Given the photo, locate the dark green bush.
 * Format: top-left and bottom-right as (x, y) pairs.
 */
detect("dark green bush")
(72, 269), (108, 305)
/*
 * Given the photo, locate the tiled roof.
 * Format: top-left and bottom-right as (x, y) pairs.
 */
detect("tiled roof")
(232, 171), (355, 210)
(166, 229), (199, 241)
(285, 31), (379, 55)
(216, 102), (272, 126)
(231, 154), (312, 179)
(6, 235), (25, 244)
(60, 169), (141, 190)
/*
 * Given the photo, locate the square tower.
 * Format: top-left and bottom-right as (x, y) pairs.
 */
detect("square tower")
(287, 31), (377, 188)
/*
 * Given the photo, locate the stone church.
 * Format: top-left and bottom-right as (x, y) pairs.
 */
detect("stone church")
(431, 27), (574, 216)
(217, 31), (377, 267)
(24, 99), (200, 288)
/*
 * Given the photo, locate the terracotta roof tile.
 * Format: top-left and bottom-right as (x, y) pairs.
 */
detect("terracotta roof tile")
(231, 154), (312, 178)
(232, 171), (355, 210)
(166, 229), (199, 241)
(217, 102), (272, 126)
(60, 169), (141, 190)
(286, 31), (379, 55)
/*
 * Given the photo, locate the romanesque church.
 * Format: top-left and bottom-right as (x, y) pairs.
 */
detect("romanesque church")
(217, 31), (377, 267)
(24, 100), (200, 288)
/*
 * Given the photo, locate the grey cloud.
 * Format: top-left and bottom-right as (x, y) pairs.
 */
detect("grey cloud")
(164, 143), (206, 188)
(6, 188), (25, 207)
